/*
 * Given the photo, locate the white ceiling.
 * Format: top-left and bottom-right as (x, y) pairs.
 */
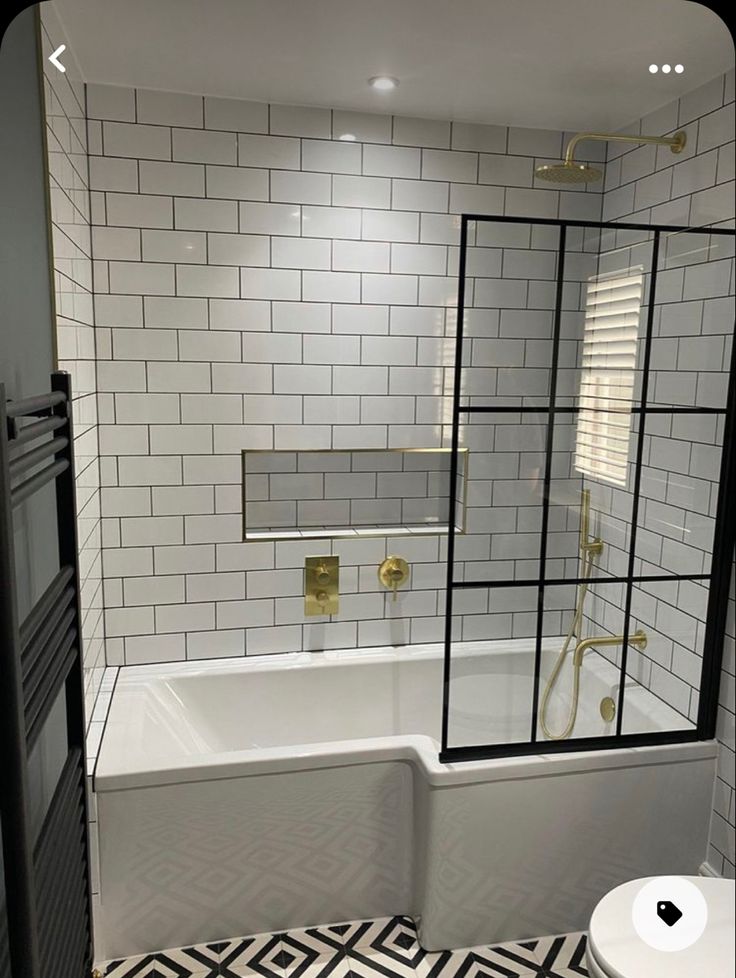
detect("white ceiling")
(50, 0), (733, 131)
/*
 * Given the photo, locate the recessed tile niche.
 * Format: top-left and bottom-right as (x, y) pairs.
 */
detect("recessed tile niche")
(242, 448), (468, 541)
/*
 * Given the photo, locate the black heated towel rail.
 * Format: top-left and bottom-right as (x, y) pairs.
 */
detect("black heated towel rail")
(0, 372), (93, 978)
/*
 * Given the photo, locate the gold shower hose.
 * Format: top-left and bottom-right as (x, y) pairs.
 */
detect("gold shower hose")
(538, 542), (597, 741)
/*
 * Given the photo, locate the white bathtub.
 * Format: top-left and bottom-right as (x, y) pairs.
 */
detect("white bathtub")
(95, 639), (717, 959)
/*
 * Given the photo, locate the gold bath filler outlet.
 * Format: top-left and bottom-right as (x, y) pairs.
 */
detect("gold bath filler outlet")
(305, 555), (339, 616)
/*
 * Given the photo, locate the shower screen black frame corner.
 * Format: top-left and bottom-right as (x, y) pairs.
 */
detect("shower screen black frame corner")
(440, 213), (736, 764)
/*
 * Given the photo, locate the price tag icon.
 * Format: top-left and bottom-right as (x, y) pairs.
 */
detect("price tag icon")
(632, 878), (708, 952)
(656, 900), (683, 927)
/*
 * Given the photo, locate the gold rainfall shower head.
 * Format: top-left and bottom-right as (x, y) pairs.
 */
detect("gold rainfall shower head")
(536, 161), (603, 184)
(535, 129), (687, 184)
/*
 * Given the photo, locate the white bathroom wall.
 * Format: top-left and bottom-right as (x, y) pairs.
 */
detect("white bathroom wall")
(590, 69), (735, 876)
(86, 82), (604, 664)
(40, 6), (106, 727)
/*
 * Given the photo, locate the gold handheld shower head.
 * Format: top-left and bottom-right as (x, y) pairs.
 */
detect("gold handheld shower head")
(535, 129), (686, 184)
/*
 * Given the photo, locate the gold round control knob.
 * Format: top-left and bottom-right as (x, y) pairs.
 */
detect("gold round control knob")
(600, 697), (616, 723)
(378, 556), (410, 600)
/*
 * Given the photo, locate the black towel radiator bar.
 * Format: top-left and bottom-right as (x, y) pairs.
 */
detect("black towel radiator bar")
(0, 372), (93, 978)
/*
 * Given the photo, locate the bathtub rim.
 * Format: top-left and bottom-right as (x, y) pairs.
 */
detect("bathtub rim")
(92, 650), (718, 794)
(95, 639), (717, 793)
(95, 730), (717, 794)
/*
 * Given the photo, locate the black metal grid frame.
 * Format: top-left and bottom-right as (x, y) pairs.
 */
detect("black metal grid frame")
(441, 214), (736, 763)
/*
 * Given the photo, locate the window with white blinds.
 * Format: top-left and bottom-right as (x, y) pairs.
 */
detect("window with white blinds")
(574, 266), (644, 487)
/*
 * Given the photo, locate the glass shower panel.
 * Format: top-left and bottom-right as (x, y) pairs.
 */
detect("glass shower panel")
(547, 232), (654, 586)
(454, 413), (548, 584)
(535, 580), (628, 743)
(562, 227), (655, 415)
(446, 585), (538, 749)
(443, 215), (735, 763)
(647, 230), (734, 410)
(634, 412), (725, 577)
(549, 412), (641, 583)
(543, 413), (585, 581)
(460, 219), (560, 408)
(620, 579), (700, 736)
(556, 226), (605, 410)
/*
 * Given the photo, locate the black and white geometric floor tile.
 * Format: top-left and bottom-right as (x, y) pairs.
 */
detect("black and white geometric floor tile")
(523, 933), (588, 976)
(98, 917), (588, 978)
(416, 932), (588, 978)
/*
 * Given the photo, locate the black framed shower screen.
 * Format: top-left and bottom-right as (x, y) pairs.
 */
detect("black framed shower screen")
(441, 214), (736, 763)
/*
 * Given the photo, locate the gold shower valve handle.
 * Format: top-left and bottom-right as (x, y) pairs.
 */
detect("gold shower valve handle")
(316, 566), (331, 585)
(378, 556), (410, 601)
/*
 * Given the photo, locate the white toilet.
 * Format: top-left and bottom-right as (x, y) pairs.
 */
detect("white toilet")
(586, 876), (735, 978)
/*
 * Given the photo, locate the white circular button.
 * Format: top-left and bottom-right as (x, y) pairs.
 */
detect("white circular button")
(631, 876), (708, 952)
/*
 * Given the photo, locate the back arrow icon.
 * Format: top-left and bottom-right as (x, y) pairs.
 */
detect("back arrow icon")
(49, 45), (66, 73)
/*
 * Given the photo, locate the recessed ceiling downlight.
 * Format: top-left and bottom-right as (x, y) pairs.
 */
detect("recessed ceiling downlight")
(368, 75), (399, 91)
(649, 64), (659, 73)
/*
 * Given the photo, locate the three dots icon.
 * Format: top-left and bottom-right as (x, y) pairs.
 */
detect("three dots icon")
(649, 64), (684, 74)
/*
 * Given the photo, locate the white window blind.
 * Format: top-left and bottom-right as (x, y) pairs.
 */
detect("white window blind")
(574, 266), (644, 487)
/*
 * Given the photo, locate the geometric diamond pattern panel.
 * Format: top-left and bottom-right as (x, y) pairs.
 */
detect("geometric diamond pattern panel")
(100, 763), (413, 954)
(98, 916), (589, 978)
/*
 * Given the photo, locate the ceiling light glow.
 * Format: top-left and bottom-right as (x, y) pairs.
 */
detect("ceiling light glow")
(648, 64), (659, 73)
(368, 75), (399, 91)
(675, 64), (684, 73)
(661, 64), (671, 73)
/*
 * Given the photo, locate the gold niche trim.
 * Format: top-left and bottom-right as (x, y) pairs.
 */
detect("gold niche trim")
(241, 447), (469, 542)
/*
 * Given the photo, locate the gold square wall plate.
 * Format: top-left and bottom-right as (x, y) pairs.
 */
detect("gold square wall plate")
(304, 555), (339, 616)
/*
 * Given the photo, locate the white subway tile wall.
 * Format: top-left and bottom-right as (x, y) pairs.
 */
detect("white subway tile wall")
(40, 60), (733, 886)
(594, 71), (735, 877)
(41, 9), (106, 731)
(87, 82), (605, 667)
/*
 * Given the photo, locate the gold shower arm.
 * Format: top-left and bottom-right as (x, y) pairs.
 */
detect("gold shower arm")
(564, 130), (686, 165)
